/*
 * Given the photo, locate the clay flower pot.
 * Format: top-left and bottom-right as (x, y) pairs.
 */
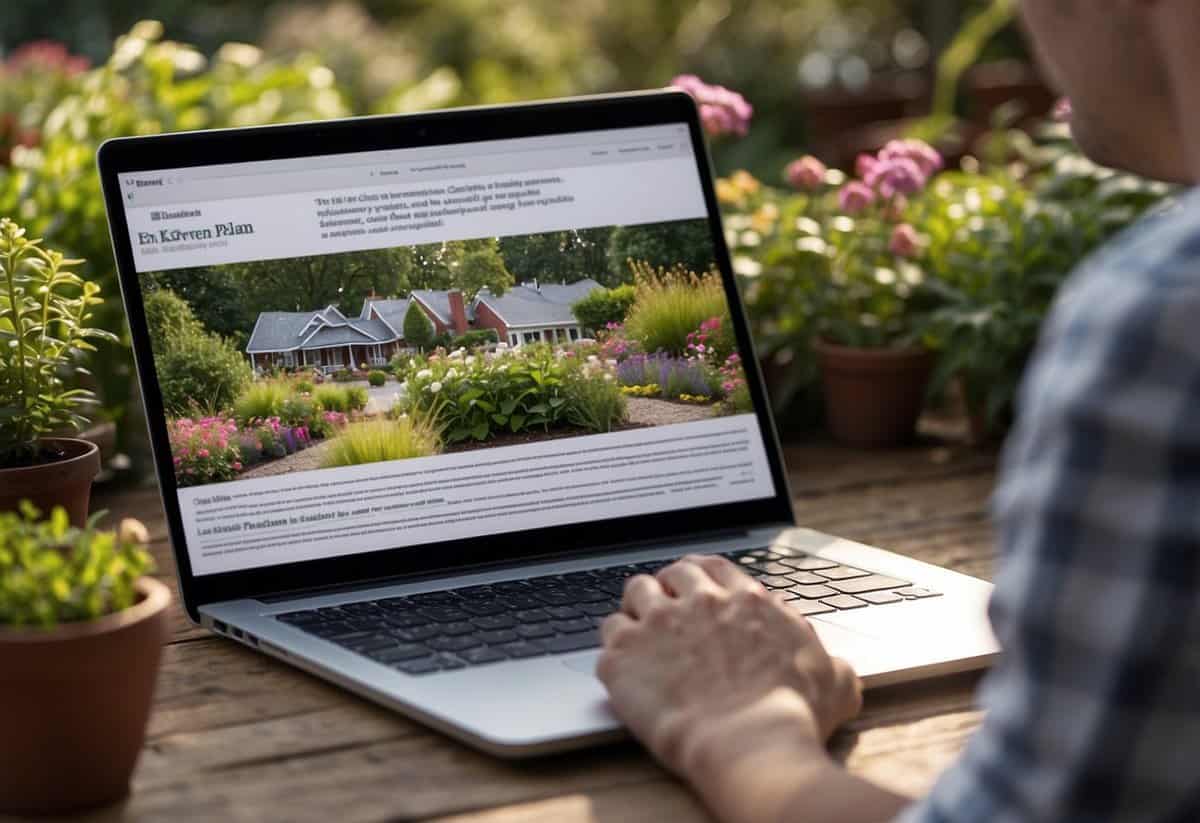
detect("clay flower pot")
(0, 437), (101, 527)
(814, 340), (934, 448)
(0, 577), (170, 815)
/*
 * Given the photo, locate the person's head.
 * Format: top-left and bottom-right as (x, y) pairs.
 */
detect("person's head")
(1019, 0), (1200, 183)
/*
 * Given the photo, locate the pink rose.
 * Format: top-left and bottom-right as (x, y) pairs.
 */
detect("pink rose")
(889, 223), (922, 258)
(785, 155), (827, 191)
(838, 181), (876, 215)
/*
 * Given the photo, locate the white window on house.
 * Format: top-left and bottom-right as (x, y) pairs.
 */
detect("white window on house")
(569, 327), (579, 341)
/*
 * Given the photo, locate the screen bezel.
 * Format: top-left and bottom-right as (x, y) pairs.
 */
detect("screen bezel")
(97, 90), (796, 622)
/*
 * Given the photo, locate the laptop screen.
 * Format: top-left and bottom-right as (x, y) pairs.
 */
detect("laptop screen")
(118, 122), (780, 576)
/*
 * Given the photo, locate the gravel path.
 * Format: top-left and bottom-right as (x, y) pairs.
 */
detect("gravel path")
(624, 397), (716, 426)
(239, 439), (336, 479)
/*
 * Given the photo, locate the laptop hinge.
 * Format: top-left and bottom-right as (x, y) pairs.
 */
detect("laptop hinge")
(255, 526), (767, 604)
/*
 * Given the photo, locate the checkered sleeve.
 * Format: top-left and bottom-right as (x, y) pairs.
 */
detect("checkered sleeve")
(896, 199), (1200, 823)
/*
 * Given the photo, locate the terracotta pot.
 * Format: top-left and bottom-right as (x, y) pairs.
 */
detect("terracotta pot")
(0, 437), (100, 527)
(814, 340), (934, 448)
(0, 577), (170, 815)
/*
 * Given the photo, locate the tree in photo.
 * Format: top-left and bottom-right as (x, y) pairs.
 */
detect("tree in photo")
(447, 240), (514, 298)
(572, 284), (637, 333)
(499, 227), (615, 286)
(403, 302), (435, 352)
(607, 219), (716, 284)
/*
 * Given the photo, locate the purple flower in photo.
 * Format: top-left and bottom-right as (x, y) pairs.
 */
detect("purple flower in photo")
(866, 156), (927, 199)
(878, 139), (944, 179)
(838, 181), (876, 215)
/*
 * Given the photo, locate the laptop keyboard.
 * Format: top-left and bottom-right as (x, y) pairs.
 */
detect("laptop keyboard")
(274, 546), (940, 675)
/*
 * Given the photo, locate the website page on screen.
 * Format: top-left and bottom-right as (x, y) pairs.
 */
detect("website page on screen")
(120, 123), (778, 576)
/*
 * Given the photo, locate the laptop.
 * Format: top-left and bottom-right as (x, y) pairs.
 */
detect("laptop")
(98, 90), (998, 757)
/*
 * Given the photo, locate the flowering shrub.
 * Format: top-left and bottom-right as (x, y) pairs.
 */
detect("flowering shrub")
(397, 344), (622, 443)
(685, 316), (737, 367)
(620, 384), (661, 398)
(595, 323), (640, 361)
(168, 417), (242, 486)
(623, 263), (731, 357)
(678, 394), (713, 405)
(617, 353), (715, 400)
(671, 74), (753, 139)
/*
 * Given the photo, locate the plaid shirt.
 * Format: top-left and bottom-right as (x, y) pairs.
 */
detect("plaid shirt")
(898, 188), (1200, 823)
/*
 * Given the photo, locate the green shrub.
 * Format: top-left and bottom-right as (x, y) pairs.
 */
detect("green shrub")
(572, 285), (637, 332)
(314, 385), (351, 413)
(144, 288), (204, 353)
(624, 264), (730, 356)
(403, 302), (435, 351)
(565, 373), (627, 433)
(293, 379), (314, 395)
(156, 330), (252, 416)
(456, 329), (500, 349)
(279, 396), (316, 428)
(331, 369), (355, 382)
(233, 382), (288, 424)
(367, 370), (387, 387)
(346, 386), (369, 411)
(321, 418), (441, 468)
(0, 504), (154, 628)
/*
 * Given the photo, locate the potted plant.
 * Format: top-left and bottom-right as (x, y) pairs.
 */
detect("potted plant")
(0, 503), (169, 814)
(774, 143), (944, 447)
(0, 218), (116, 525)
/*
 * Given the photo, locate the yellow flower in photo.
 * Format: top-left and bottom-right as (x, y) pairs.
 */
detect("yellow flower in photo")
(730, 169), (760, 195)
(715, 178), (742, 206)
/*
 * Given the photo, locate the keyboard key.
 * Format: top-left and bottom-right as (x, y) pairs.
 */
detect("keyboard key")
(895, 587), (942, 599)
(436, 654), (467, 670)
(786, 572), (829, 586)
(778, 556), (838, 571)
(595, 580), (628, 597)
(340, 602), (381, 616)
(383, 613), (432, 629)
(820, 595), (869, 610)
(390, 624), (440, 642)
(394, 656), (441, 675)
(472, 615), (517, 631)
(546, 606), (583, 620)
(460, 647), (508, 665)
(768, 546), (805, 558)
(453, 585), (494, 599)
(490, 581), (531, 594)
(578, 602), (616, 617)
(408, 591), (459, 605)
(758, 575), (795, 589)
(475, 629), (519, 645)
(551, 618), (593, 634)
(540, 630), (602, 654)
(427, 635), (483, 653)
(859, 590), (904, 605)
(377, 597), (414, 610)
(515, 623), (556, 639)
(342, 634), (396, 654)
(497, 641), (547, 659)
(459, 600), (508, 616)
(345, 618), (392, 633)
(276, 610), (321, 626)
(418, 606), (471, 623)
(368, 643), (432, 663)
(814, 566), (871, 581)
(786, 599), (835, 616)
(307, 622), (359, 639)
(498, 594), (544, 610)
(515, 609), (552, 623)
(828, 575), (911, 595)
(788, 584), (839, 599)
(439, 621), (476, 636)
(746, 561), (795, 575)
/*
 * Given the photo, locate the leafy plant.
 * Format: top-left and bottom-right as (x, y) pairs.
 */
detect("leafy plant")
(155, 330), (252, 417)
(292, 379), (314, 395)
(167, 416), (242, 486)
(345, 386), (369, 412)
(572, 284), (637, 332)
(321, 417), (440, 468)
(564, 370), (626, 433)
(0, 219), (115, 465)
(0, 503), (154, 628)
(623, 263), (730, 356)
(367, 370), (387, 387)
(314, 385), (352, 414)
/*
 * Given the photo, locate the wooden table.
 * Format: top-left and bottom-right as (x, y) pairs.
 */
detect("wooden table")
(44, 434), (1000, 823)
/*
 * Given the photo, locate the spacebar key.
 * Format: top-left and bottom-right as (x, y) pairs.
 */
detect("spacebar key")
(540, 630), (601, 654)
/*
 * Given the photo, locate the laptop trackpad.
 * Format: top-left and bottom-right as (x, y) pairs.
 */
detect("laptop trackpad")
(563, 651), (602, 676)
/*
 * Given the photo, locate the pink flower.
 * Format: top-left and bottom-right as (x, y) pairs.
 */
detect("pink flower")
(889, 224), (922, 258)
(232, 462), (243, 471)
(866, 156), (927, 199)
(1053, 97), (1073, 123)
(197, 448), (210, 458)
(173, 456), (182, 466)
(838, 181), (876, 215)
(785, 156), (826, 191)
(878, 139), (944, 178)
(672, 74), (753, 139)
(855, 153), (879, 180)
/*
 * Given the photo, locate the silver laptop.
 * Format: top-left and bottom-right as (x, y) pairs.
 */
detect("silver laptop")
(99, 90), (998, 757)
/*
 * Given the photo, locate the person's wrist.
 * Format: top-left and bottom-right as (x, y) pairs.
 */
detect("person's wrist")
(679, 688), (833, 820)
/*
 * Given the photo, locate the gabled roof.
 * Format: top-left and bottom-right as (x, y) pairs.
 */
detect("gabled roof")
(409, 290), (452, 324)
(246, 309), (394, 352)
(363, 298), (412, 335)
(473, 279), (601, 329)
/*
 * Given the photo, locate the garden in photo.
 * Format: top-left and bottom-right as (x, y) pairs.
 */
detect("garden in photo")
(144, 219), (753, 488)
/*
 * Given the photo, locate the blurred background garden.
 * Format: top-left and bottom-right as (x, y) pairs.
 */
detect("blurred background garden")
(0, 0), (1178, 487)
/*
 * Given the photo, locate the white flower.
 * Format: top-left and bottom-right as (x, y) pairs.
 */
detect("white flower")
(604, 373), (615, 382)
(587, 355), (599, 364)
(465, 356), (476, 366)
(732, 255), (762, 277)
(446, 368), (459, 380)
(428, 381), (443, 394)
(417, 369), (433, 380)
(448, 349), (464, 360)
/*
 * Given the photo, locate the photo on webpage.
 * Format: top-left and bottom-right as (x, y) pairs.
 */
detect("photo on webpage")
(140, 217), (755, 491)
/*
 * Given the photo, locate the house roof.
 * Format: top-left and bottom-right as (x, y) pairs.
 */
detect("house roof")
(363, 298), (412, 335)
(473, 279), (601, 329)
(409, 290), (452, 324)
(246, 310), (394, 352)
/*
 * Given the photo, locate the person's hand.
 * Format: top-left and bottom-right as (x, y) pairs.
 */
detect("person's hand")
(597, 554), (863, 817)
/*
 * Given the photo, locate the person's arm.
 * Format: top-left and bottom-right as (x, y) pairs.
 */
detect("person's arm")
(597, 555), (911, 823)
